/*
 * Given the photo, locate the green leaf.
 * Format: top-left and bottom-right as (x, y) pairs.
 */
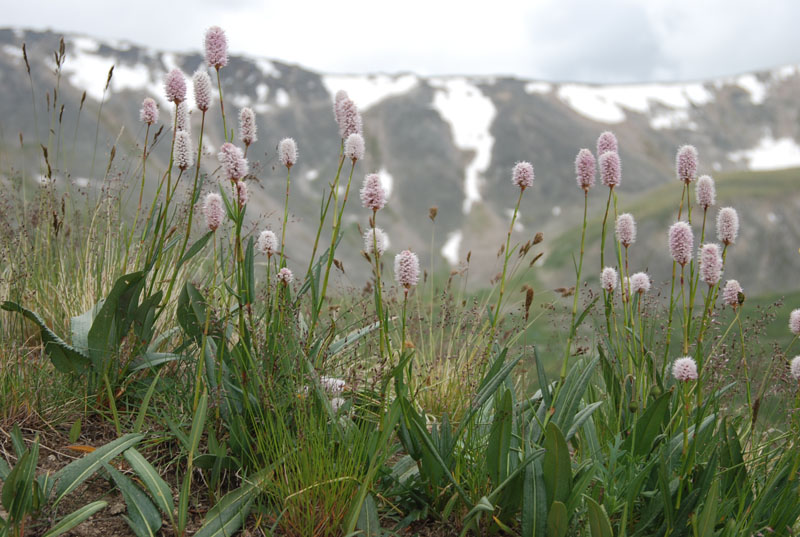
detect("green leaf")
(52, 433), (142, 505)
(585, 496), (613, 537)
(522, 460), (547, 537)
(696, 479), (719, 537)
(124, 448), (174, 518)
(70, 302), (102, 354)
(543, 423), (571, 509)
(355, 493), (381, 537)
(546, 501), (568, 537)
(133, 371), (162, 433)
(631, 391), (671, 457)
(1, 301), (90, 373)
(487, 387), (513, 487)
(68, 419), (82, 444)
(328, 321), (381, 356)
(42, 501), (107, 537)
(105, 464), (161, 537)
(193, 470), (270, 537)
(178, 230), (213, 266)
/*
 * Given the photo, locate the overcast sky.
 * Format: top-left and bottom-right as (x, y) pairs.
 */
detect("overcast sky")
(7, 0), (800, 83)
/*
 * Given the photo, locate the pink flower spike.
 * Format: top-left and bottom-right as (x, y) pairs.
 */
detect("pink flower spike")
(669, 221), (693, 266)
(203, 192), (224, 231)
(699, 243), (722, 286)
(364, 227), (388, 255)
(345, 133), (365, 162)
(276, 267), (293, 285)
(175, 101), (190, 134)
(236, 181), (248, 208)
(722, 279), (743, 308)
(360, 173), (386, 212)
(601, 267), (618, 293)
(512, 161), (534, 190)
(218, 142), (248, 181)
(164, 68), (187, 104)
(174, 131), (194, 171)
(676, 145), (698, 184)
(394, 249), (420, 289)
(599, 151), (621, 188)
(791, 356), (800, 381)
(193, 69), (212, 112)
(615, 213), (636, 247)
(630, 272), (650, 294)
(239, 107), (257, 147)
(336, 95), (362, 139)
(790, 309), (800, 336)
(696, 175), (716, 209)
(140, 97), (158, 124)
(597, 131), (618, 156)
(204, 26), (228, 69)
(575, 148), (596, 190)
(278, 138), (298, 168)
(716, 207), (739, 245)
(672, 356), (698, 381)
(257, 230), (277, 256)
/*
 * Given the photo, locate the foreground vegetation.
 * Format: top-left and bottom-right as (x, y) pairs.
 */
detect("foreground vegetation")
(1, 28), (799, 537)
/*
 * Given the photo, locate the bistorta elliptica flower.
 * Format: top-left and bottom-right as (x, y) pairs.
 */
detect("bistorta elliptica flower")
(699, 243), (722, 286)
(204, 26), (228, 69)
(599, 151), (621, 188)
(278, 138), (297, 168)
(193, 69), (212, 111)
(615, 213), (636, 247)
(791, 356), (800, 381)
(512, 161), (534, 190)
(164, 68), (187, 104)
(175, 101), (190, 133)
(790, 309), (800, 336)
(174, 131), (193, 171)
(717, 207), (739, 245)
(669, 221), (693, 266)
(696, 175), (716, 209)
(360, 173), (386, 212)
(394, 250), (420, 289)
(218, 143), (248, 181)
(203, 192), (223, 231)
(336, 94), (362, 139)
(601, 267), (618, 292)
(722, 279), (743, 308)
(575, 148), (596, 190)
(236, 181), (248, 208)
(597, 131), (618, 156)
(140, 97), (158, 124)
(672, 356), (698, 381)
(276, 267), (293, 285)
(257, 229), (278, 256)
(630, 272), (651, 294)
(345, 133), (365, 162)
(676, 145), (698, 184)
(239, 107), (257, 147)
(364, 227), (388, 255)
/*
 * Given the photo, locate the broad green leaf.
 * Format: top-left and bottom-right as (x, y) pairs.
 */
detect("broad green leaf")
(585, 496), (613, 537)
(696, 479), (719, 537)
(105, 464), (161, 537)
(193, 470), (270, 537)
(133, 371), (162, 433)
(487, 387), (513, 487)
(42, 501), (107, 537)
(52, 433), (142, 505)
(522, 460), (547, 537)
(355, 493), (381, 537)
(631, 391), (671, 457)
(177, 230), (213, 266)
(1, 301), (90, 373)
(546, 501), (568, 537)
(543, 423), (571, 509)
(124, 448), (174, 518)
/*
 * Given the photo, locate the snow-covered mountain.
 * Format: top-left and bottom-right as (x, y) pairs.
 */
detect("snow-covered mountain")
(2, 28), (799, 291)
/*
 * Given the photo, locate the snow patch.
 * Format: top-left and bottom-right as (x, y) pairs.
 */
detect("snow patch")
(650, 109), (698, 131)
(525, 81), (552, 95)
(773, 65), (798, 81)
(2, 44), (22, 60)
(305, 169), (319, 181)
(378, 167), (394, 198)
(322, 74), (418, 110)
(111, 63), (151, 93)
(275, 88), (290, 107)
(557, 82), (713, 125)
(430, 78), (496, 213)
(728, 135), (800, 170)
(736, 74), (767, 105)
(767, 212), (777, 223)
(552, 206), (561, 217)
(255, 58), (281, 78)
(63, 51), (115, 101)
(441, 231), (462, 266)
(505, 209), (524, 231)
